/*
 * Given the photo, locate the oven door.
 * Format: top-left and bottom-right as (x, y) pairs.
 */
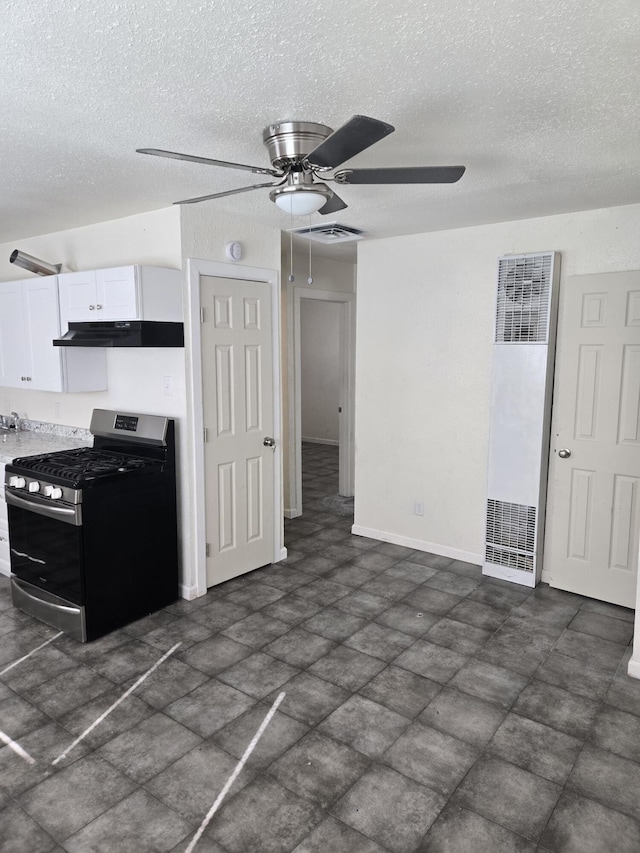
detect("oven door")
(6, 494), (84, 604)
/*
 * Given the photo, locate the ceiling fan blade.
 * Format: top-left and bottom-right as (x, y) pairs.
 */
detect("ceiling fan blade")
(306, 115), (395, 170)
(319, 190), (348, 215)
(137, 148), (279, 176)
(335, 166), (466, 184)
(173, 181), (281, 205)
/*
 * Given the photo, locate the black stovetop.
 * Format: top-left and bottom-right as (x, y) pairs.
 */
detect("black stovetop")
(10, 447), (159, 486)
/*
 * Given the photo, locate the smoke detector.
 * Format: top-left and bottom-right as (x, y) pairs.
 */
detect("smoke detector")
(288, 222), (365, 244)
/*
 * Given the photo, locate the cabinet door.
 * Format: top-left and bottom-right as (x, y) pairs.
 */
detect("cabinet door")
(96, 267), (139, 319)
(0, 281), (28, 387)
(58, 270), (98, 324)
(23, 278), (63, 392)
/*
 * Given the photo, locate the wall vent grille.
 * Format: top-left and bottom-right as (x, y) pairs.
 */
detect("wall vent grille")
(495, 254), (552, 343)
(485, 498), (536, 573)
(485, 545), (534, 573)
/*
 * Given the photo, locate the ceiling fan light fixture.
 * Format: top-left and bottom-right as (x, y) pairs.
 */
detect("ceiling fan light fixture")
(273, 188), (328, 216)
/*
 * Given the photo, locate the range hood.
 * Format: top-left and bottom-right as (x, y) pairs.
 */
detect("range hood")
(53, 321), (184, 348)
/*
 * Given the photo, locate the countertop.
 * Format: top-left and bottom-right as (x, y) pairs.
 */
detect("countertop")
(0, 430), (91, 465)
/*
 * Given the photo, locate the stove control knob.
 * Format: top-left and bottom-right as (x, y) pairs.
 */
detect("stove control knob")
(9, 476), (26, 489)
(49, 487), (63, 500)
(43, 485), (54, 497)
(28, 481), (40, 493)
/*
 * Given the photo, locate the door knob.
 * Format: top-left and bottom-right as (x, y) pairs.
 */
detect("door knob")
(558, 448), (571, 459)
(263, 437), (275, 447)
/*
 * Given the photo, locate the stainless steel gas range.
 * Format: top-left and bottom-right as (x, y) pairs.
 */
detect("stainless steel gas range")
(5, 409), (179, 641)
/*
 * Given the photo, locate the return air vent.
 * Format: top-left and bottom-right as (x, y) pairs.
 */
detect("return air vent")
(289, 221), (364, 244)
(495, 253), (553, 343)
(485, 546), (534, 573)
(486, 499), (536, 573)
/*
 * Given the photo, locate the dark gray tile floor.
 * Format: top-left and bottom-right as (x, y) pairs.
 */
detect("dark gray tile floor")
(1, 441), (639, 852)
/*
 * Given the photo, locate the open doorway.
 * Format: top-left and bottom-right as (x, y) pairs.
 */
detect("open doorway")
(286, 285), (355, 518)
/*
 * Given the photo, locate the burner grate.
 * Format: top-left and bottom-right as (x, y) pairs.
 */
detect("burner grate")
(12, 448), (153, 482)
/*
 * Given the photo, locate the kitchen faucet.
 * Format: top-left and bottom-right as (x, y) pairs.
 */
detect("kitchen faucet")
(0, 412), (20, 430)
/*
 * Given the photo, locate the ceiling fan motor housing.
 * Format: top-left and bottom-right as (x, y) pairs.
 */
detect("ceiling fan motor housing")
(263, 121), (333, 169)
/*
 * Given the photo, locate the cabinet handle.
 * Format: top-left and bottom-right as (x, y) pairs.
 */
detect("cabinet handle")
(89, 304), (95, 310)
(96, 304), (103, 310)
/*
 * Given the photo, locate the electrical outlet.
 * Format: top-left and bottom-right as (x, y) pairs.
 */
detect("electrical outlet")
(54, 402), (61, 420)
(163, 376), (173, 396)
(414, 500), (425, 516)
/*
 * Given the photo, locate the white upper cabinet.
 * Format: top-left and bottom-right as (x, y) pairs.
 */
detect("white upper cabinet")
(0, 277), (107, 392)
(24, 277), (66, 390)
(58, 265), (182, 323)
(0, 280), (27, 388)
(0, 265), (181, 394)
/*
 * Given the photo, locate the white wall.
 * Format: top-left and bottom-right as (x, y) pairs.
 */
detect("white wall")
(354, 202), (640, 566)
(180, 205), (281, 270)
(0, 207), (182, 280)
(301, 299), (340, 443)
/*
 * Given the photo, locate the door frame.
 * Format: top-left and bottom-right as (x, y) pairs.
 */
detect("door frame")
(285, 285), (355, 518)
(186, 258), (286, 597)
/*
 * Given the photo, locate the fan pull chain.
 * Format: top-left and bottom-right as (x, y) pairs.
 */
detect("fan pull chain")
(288, 206), (295, 282)
(307, 215), (313, 284)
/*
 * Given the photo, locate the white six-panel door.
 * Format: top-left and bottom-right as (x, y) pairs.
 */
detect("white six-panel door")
(200, 275), (275, 585)
(545, 270), (640, 607)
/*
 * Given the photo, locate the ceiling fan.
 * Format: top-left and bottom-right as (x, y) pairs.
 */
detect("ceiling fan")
(137, 115), (465, 216)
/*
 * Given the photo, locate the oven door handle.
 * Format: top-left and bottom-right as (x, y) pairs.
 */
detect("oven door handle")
(5, 491), (82, 526)
(11, 548), (46, 565)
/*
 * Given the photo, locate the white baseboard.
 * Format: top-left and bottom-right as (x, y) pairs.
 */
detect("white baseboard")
(628, 656), (640, 680)
(284, 507), (301, 519)
(350, 524), (481, 565)
(275, 546), (288, 562)
(301, 436), (339, 446)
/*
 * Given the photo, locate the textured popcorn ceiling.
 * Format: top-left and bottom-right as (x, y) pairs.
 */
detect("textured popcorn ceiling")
(2, 0), (640, 257)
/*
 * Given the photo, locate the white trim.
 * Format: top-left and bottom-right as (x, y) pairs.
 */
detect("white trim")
(628, 656), (640, 680)
(350, 524), (481, 566)
(186, 259), (285, 597)
(180, 582), (201, 600)
(289, 285), (355, 516)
